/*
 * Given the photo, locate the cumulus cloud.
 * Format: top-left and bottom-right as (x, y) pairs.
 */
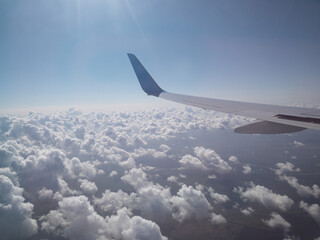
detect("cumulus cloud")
(94, 190), (137, 214)
(41, 196), (168, 240)
(208, 187), (230, 204)
(300, 201), (320, 225)
(179, 155), (206, 170)
(109, 170), (118, 177)
(275, 163), (320, 198)
(242, 165), (252, 174)
(119, 157), (136, 170)
(121, 168), (150, 190)
(0, 175), (38, 239)
(40, 195), (109, 240)
(78, 179), (98, 195)
(263, 212), (291, 232)
(194, 147), (232, 173)
(228, 156), (240, 164)
(106, 208), (168, 240)
(275, 162), (300, 175)
(121, 168), (172, 220)
(57, 177), (81, 196)
(234, 182), (294, 211)
(38, 187), (54, 200)
(210, 213), (227, 224)
(293, 141), (305, 147)
(65, 157), (97, 179)
(240, 207), (255, 215)
(171, 185), (212, 222)
(167, 175), (179, 184)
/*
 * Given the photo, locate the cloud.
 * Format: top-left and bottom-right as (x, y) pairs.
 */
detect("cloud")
(234, 182), (294, 211)
(194, 147), (232, 173)
(121, 168), (172, 220)
(40, 195), (108, 240)
(78, 179), (98, 195)
(119, 157), (136, 170)
(293, 141), (305, 147)
(279, 175), (320, 198)
(275, 162), (300, 175)
(208, 174), (217, 179)
(57, 177), (81, 196)
(167, 175), (179, 183)
(275, 163), (320, 198)
(38, 187), (54, 200)
(0, 175), (38, 239)
(121, 168), (150, 190)
(263, 212), (291, 232)
(106, 208), (168, 240)
(240, 207), (255, 215)
(65, 157), (97, 179)
(94, 189), (137, 214)
(109, 170), (118, 177)
(211, 213), (227, 224)
(228, 156), (240, 164)
(208, 187), (230, 204)
(300, 201), (320, 225)
(171, 185), (212, 222)
(242, 165), (252, 174)
(179, 155), (206, 170)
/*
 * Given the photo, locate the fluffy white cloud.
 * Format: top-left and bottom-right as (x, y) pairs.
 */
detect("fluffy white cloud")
(109, 170), (118, 177)
(211, 213), (227, 224)
(121, 168), (150, 190)
(242, 165), (252, 174)
(275, 163), (320, 198)
(121, 168), (172, 220)
(41, 196), (168, 240)
(167, 175), (179, 183)
(38, 187), (54, 200)
(94, 190), (137, 214)
(106, 208), (168, 240)
(78, 179), (98, 195)
(0, 175), (38, 239)
(228, 156), (240, 164)
(40, 195), (108, 240)
(65, 157), (97, 179)
(234, 182), (294, 212)
(57, 177), (81, 196)
(263, 212), (291, 232)
(280, 175), (320, 198)
(179, 155), (206, 170)
(194, 147), (232, 173)
(275, 162), (300, 175)
(293, 141), (305, 147)
(171, 185), (212, 222)
(119, 157), (136, 170)
(208, 187), (230, 204)
(240, 207), (255, 215)
(300, 201), (320, 225)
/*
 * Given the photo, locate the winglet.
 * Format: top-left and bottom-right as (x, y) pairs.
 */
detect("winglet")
(127, 53), (164, 97)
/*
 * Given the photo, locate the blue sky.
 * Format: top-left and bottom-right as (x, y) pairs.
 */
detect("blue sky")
(0, 0), (320, 109)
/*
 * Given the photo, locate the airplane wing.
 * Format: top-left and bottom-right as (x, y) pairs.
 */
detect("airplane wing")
(127, 53), (320, 134)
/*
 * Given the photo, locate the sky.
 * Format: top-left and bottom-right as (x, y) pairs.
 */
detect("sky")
(0, 0), (320, 110)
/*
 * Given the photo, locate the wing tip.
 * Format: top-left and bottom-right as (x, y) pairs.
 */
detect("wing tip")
(127, 53), (164, 97)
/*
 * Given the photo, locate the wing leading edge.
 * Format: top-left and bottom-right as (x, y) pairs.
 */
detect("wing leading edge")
(127, 53), (320, 134)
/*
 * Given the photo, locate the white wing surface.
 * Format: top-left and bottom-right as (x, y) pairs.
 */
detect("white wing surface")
(128, 53), (320, 134)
